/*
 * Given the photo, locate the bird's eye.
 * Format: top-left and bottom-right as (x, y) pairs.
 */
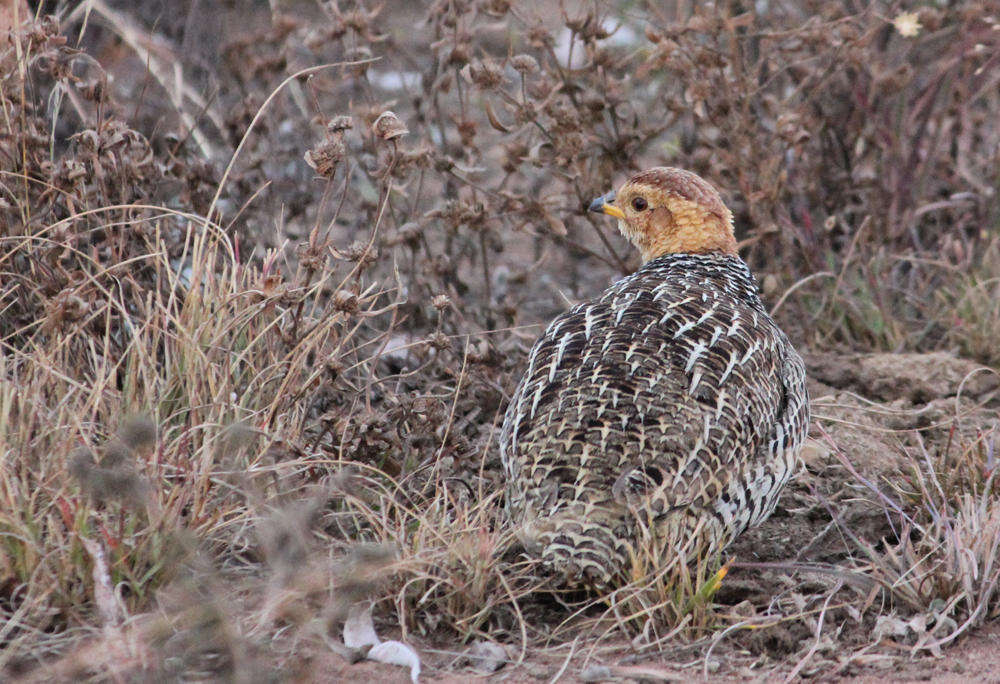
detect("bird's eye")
(631, 197), (648, 211)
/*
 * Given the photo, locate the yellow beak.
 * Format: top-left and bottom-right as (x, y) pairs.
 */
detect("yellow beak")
(588, 191), (626, 220)
(599, 203), (626, 220)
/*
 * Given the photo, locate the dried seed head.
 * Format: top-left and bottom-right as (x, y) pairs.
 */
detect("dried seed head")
(456, 118), (477, 146)
(44, 289), (89, 329)
(78, 72), (107, 102)
(372, 110), (408, 141)
(461, 58), (505, 90)
(305, 137), (346, 178)
(333, 289), (360, 313)
(328, 115), (354, 132)
(482, 0), (512, 16)
(296, 232), (329, 271)
(70, 440), (148, 508)
(101, 439), (133, 468)
(526, 23), (553, 48)
(446, 44), (470, 66)
(431, 294), (451, 311)
(428, 331), (451, 351)
(119, 415), (157, 451)
(90, 467), (149, 507)
(69, 447), (97, 484)
(337, 240), (378, 266)
(511, 54), (538, 74)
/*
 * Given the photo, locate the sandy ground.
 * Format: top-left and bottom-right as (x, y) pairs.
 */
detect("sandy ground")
(312, 620), (1000, 683)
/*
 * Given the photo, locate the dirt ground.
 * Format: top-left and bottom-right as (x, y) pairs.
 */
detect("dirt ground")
(314, 628), (1000, 683)
(313, 589), (1000, 683)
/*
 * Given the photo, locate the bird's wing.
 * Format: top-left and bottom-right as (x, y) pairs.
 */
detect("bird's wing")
(502, 278), (795, 520)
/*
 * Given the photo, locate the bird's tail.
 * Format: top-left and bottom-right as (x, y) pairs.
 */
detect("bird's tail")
(517, 504), (727, 589)
(513, 503), (631, 587)
(538, 517), (632, 587)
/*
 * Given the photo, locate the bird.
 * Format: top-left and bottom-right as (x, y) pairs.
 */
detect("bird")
(499, 167), (809, 588)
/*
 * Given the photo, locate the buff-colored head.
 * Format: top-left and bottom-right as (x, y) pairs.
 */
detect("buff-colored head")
(589, 167), (736, 262)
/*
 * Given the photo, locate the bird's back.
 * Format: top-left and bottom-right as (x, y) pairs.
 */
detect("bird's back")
(500, 253), (809, 586)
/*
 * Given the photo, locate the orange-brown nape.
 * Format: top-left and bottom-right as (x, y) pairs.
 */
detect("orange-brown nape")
(589, 167), (737, 262)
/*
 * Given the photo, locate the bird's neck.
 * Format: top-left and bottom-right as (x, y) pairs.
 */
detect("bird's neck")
(640, 213), (737, 262)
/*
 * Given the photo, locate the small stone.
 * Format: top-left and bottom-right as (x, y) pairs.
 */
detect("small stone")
(580, 664), (612, 682)
(467, 640), (507, 673)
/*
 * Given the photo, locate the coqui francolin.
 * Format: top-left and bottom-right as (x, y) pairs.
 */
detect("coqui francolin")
(499, 167), (809, 588)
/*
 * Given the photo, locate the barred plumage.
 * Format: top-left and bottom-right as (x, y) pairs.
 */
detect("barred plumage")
(499, 167), (809, 588)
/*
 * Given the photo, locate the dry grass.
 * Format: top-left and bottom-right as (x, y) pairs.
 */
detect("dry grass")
(2, 1), (1000, 680)
(828, 426), (1000, 655)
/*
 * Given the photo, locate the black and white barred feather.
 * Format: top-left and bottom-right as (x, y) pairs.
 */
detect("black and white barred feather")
(499, 253), (809, 587)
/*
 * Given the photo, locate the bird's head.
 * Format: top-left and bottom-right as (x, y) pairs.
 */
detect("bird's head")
(589, 167), (736, 263)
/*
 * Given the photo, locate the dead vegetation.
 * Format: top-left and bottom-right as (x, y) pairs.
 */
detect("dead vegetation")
(2, 1), (1000, 680)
